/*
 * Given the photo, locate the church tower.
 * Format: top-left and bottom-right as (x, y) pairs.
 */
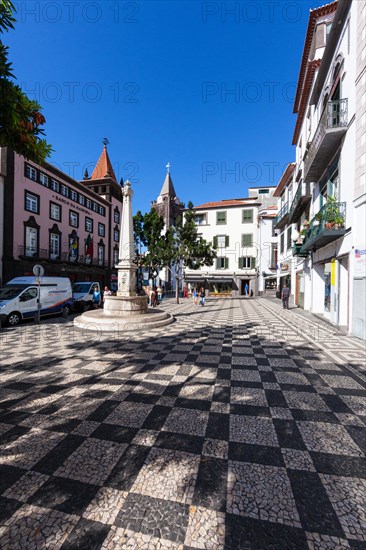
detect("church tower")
(152, 163), (183, 229)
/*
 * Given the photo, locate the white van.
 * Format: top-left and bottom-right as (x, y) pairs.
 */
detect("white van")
(0, 277), (73, 326)
(72, 281), (101, 311)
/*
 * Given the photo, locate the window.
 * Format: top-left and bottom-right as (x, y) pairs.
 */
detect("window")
(50, 179), (59, 192)
(70, 189), (78, 202)
(287, 227), (292, 249)
(20, 288), (38, 301)
(79, 195), (85, 206)
(25, 165), (37, 181)
(113, 246), (119, 266)
(69, 211), (79, 228)
(92, 202), (98, 213)
(50, 233), (60, 259)
(50, 202), (61, 221)
(114, 208), (120, 224)
(114, 228), (119, 242)
(280, 233), (285, 254)
(238, 257), (256, 269)
(216, 211), (227, 225)
(98, 222), (105, 237)
(61, 184), (69, 197)
(242, 209), (253, 223)
(39, 173), (48, 187)
(258, 189), (269, 194)
(194, 213), (207, 225)
(86, 199), (92, 209)
(216, 257), (228, 269)
(25, 226), (38, 256)
(98, 244), (105, 266)
(25, 191), (39, 214)
(85, 217), (93, 233)
(242, 234), (253, 247)
(213, 235), (229, 248)
(99, 205), (105, 216)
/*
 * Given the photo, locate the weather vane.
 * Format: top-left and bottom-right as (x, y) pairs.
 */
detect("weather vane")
(166, 162), (171, 174)
(103, 137), (109, 147)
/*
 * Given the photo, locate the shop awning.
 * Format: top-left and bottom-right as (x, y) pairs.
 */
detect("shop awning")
(206, 277), (233, 283)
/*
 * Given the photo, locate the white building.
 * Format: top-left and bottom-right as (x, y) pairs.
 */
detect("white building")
(184, 187), (276, 296)
(278, 0), (365, 338)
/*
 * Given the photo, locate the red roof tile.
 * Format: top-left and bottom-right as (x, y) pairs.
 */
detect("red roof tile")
(90, 146), (117, 182)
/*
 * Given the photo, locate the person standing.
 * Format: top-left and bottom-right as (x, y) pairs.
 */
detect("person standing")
(244, 283), (249, 297)
(193, 287), (198, 305)
(102, 286), (112, 308)
(199, 287), (205, 306)
(92, 285), (101, 308)
(157, 285), (162, 304)
(281, 283), (290, 309)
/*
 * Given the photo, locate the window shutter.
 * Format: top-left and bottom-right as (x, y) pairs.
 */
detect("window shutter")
(225, 257), (229, 269)
(213, 236), (218, 248)
(216, 258), (220, 269)
(225, 235), (229, 247)
(238, 257), (243, 269)
(251, 257), (256, 269)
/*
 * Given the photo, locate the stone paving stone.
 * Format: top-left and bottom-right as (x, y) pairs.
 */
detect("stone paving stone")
(0, 297), (365, 548)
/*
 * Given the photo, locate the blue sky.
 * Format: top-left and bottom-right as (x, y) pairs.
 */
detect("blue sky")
(8, 0), (318, 213)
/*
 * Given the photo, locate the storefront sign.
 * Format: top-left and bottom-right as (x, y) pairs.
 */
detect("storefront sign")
(354, 247), (366, 278)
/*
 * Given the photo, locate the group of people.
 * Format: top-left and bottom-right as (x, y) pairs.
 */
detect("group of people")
(149, 285), (163, 307)
(92, 285), (112, 309)
(192, 287), (206, 306)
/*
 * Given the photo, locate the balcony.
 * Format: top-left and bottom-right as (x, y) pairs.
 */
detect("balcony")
(273, 202), (289, 229)
(292, 243), (309, 258)
(288, 182), (311, 223)
(303, 99), (348, 183)
(17, 246), (105, 267)
(301, 201), (347, 252)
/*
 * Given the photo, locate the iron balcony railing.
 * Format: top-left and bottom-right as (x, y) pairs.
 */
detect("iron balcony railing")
(304, 99), (348, 181)
(301, 201), (346, 251)
(288, 181), (311, 222)
(273, 202), (289, 228)
(18, 245), (105, 267)
(292, 243), (309, 258)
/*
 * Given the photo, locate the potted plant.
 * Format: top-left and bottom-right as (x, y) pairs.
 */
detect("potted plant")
(325, 195), (339, 229)
(334, 214), (345, 229)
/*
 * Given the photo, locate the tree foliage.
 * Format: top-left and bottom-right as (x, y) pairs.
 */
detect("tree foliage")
(0, 0), (52, 162)
(134, 204), (216, 303)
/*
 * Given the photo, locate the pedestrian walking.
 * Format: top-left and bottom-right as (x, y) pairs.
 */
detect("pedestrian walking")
(244, 283), (249, 297)
(193, 287), (198, 305)
(199, 287), (205, 306)
(281, 283), (290, 309)
(157, 285), (163, 304)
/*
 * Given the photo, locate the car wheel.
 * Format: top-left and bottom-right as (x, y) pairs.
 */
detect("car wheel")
(7, 311), (21, 326)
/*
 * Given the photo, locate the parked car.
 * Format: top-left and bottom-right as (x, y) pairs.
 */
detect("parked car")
(0, 277), (73, 326)
(72, 281), (101, 311)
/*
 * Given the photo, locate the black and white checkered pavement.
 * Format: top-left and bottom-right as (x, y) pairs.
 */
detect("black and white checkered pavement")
(0, 297), (365, 549)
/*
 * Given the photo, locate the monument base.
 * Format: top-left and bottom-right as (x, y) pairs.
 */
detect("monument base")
(73, 295), (174, 332)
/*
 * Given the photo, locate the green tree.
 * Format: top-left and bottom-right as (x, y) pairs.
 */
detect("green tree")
(135, 203), (216, 304)
(0, 0), (52, 162)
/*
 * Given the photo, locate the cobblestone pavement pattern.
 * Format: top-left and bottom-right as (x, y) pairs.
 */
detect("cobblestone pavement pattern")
(0, 297), (365, 549)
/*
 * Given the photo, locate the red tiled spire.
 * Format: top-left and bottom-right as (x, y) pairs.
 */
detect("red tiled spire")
(90, 145), (117, 182)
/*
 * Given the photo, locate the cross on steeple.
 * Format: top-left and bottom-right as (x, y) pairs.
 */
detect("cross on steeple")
(166, 162), (171, 174)
(103, 137), (109, 148)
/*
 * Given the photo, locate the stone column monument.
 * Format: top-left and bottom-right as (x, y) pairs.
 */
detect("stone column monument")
(74, 181), (173, 332)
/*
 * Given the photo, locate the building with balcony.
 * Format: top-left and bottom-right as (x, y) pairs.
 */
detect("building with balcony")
(183, 186), (276, 297)
(286, 0), (365, 337)
(0, 145), (123, 289)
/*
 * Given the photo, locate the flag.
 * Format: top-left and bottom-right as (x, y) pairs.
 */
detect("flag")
(71, 237), (78, 249)
(85, 233), (93, 256)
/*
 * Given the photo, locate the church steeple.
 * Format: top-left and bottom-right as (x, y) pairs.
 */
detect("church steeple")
(90, 139), (117, 182)
(159, 162), (177, 197)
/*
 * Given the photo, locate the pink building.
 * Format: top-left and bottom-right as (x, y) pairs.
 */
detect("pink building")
(1, 145), (123, 289)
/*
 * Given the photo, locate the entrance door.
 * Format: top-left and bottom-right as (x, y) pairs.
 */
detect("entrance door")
(241, 280), (250, 296)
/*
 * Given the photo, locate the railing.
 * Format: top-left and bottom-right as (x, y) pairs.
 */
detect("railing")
(273, 202), (289, 227)
(17, 245), (105, 267)
(303, 201), (346, 243)
(304, 99), (348, 179)
(288, 181), (311, 220)
(292, 243), (309, 258)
